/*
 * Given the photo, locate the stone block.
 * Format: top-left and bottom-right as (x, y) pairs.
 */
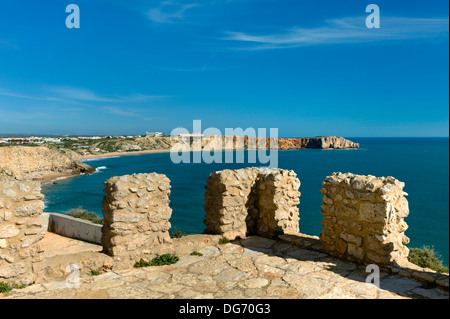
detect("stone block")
(203, 167), (301, 240)
(0, 180), (44, 286)
(319, 173), (409, 267)
(101, 173), (173, 267)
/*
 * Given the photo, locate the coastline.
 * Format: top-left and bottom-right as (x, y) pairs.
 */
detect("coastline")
(80, 149), (171, 160)
(79, 146), (361, 162)
(37, 171), (82, 185)
(41, 145), (361, 184)
(38, 150), (173, 185)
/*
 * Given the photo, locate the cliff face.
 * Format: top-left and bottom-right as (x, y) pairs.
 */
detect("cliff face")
(278, 136), (359, 150)
(303, 136), (359, 149)
(205, 136), (359, 150)
(0, 146), (95, 181)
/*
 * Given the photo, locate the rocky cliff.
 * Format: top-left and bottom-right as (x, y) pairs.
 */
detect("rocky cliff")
(90, 136), (359, 153)
(278, 136), (359, 150)
(198, 136), (359, 150)
(0, 146), (95, 182)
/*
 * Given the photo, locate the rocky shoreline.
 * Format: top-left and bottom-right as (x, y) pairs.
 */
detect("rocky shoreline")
(0, 146), (96, 183)
(0, 136), (358, 183)
(80, 136), (359, 159)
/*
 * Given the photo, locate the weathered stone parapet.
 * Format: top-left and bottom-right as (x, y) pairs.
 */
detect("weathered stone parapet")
(256, 169), (300, 238)
(0, 181), (45, 285)
(101, 173), (173, 268)
(204, 167), (301, 240)
(204, 168), (260, 240)
(320, 172), (410, 267)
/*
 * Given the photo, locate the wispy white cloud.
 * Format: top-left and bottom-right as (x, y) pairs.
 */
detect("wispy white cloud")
(153, 64), (238, 72)
(49, 86), (118, 103)
(49, 86), (164, 103)
(0, 106), (86, 124)
(148, 1), (199, 23)
(0, 88), (72, 103)
(222, 16), (449, 50)
(102, 106), (153, 121)
(0, 86), (164, 105)
(0, 103), (153, 126)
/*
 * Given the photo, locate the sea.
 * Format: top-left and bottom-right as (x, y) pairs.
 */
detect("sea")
(41, 138), (449, 266)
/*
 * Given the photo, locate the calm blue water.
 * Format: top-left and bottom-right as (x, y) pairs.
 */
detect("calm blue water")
(42, 138), (449, 266)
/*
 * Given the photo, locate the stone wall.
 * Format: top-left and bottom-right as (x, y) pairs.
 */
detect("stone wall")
(320, 172), (410, 267)
(257, 169), (300, 238)
(204, 168), (260, 240)
(0, 181), (45, 285)
(101, 173), (173, 268)
(204, 167), (300, 240)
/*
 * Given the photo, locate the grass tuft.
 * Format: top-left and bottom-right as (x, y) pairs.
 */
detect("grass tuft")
(170, 227), (189, 239)
(219, 237), (230, 245)
(0, 282), (12, 293)
(134, 254), (179, 268)
(190, 251), (203, 256)
(88, 269), (102, 276)
(0, 282), (32, 293)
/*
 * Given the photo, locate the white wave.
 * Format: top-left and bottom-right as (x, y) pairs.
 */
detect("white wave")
(80, 156), (120, 162)
(55, 176), (70, 181)
(94, 166), (108, 173)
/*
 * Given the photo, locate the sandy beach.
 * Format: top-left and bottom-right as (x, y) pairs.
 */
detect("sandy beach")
(37, 171), (81, 185)
(80, 149), (172, 160)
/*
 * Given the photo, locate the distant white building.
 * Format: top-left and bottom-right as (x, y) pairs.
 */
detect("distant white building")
(146, 131), (163, 137)
(128, 145), (142, 151)
(43, 138), (63, 143)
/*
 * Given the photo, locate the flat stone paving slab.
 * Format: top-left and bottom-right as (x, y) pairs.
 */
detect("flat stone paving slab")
(1, 236), (448, 299)
(42, 232), (102, 258)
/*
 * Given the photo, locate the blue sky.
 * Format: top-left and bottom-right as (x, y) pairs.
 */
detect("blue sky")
(0, 0), (448, 137)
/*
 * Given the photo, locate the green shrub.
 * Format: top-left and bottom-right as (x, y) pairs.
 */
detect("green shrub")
(408, 246), (449, 273)
(13, 284), (30, 290)
(67, 208), (104, 225)
(170, 227), (188, 239)
(134, 254), (179, 268)
(88, 269), (102, 276)
(190, 251), (203, 256)
(0, 282), (33, 293)
(0, 282), (13, 293)
(219, 237), (230, 245)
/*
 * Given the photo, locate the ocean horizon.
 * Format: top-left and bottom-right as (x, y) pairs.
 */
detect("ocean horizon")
(41, 137), (450, 266)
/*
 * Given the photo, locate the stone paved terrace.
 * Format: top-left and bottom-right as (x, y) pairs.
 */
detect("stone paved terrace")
(42, 231), (102, 258)
(1, 234), (448, 299)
